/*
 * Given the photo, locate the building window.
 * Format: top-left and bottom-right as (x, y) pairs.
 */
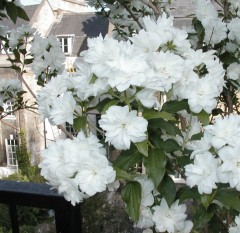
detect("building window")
(57, 35), (73, 55)
(0, 33), (12, 54)
(2, 101), (16, 119)
(65, 122), (78, 137)
(5, 135), (18, 166)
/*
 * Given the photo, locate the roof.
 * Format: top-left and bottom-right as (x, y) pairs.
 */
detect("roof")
(1, 4), (39, 30)
(50, 12), (109, 56)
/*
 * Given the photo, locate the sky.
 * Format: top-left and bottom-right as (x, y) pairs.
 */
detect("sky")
(20, 0), (41, 5)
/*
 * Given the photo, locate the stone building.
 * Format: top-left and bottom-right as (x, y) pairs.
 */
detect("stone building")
(0, 0), (109, 176)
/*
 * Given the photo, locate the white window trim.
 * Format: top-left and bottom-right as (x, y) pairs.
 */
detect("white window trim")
(5, 135), (18, 167)
(0, 33), (12, 55)
(57, 34), (74, 55)
(2, 101), (16, 120)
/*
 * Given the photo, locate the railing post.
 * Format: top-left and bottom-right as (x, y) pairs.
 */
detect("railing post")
(8, 204), (19, 233)
(55, 203), (82, 233)
(0, 181), (83, 233)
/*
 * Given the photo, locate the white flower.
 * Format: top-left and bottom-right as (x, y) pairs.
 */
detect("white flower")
(195, 0), (218, 24)
(229, 214), (240, 233)
(227, 62), (240, 81)
(142, 229), (153, 233)
(71, 62), (109, 100)
(9, 25), (35, 48)
(49, 91), (76, 125)
(39, 132), (116, 205)
(37, 75), (72, 121)
(203, 19), (227, 46)
(135, 175), (155, 207)
(136, 88), (161, 110)
(185, 75), (219, 113)
(31, 35), (65, 77)
(105, 41), (149, 92)
(185, 151), (220, 194)
(99, 106), (148, 150)
(228, 18), (240, 44)
(204, 114), (240, 149)
(135, 206), (154, 229)
(143, 51), (184, 92)
(186, 134), (212, 159)
(131, 14), (190, 54)
(217, 146), (240, 191)
(152, 198), (192, 233)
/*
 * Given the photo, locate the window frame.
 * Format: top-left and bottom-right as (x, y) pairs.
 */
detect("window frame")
(57, 34), (74, 55)
(2, 100), (16, 120)
(5, 135), (18, 167)
(0, 33), (12, 55)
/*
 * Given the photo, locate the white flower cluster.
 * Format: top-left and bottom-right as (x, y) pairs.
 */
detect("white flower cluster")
(152, 198), (193, 233)
(30, 34), (65, 79)
(99, 106), (148, 150)
(37, 75), (77, 125)
(195, 0), (227, 46)
(8, 25), (36, 48)
(134, 175), (193, 233)
(185, 114), (240, 194)
(39, 132), (116, 205)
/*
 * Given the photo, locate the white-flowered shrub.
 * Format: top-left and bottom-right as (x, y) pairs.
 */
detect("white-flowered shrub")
(3, 0), (240, 232)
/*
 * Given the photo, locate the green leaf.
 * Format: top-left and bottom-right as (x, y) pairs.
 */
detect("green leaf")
(162, 139), (181, 153)
(5, 2), (18, 23)
(143, 148), (166, 188)
(89, 73), (98, 84)
(201, 191), (216, 209)
(16, 6), (29, 21)
(215, 188), (240, 212)
(191, 132), (203, 140)
(73, 115), (87, 131)
(148, 118), (181, 136)
(94, 98), (113, 113)
(114, 167), (133, 181)
(162, 100), (189, 113)
(193, 18), (205, 41)
(195, 110), (210, 126)
(177, 186), (200, 203)
(103, 0), (115, 4)
(159, 176), (176, 206)
(135, 140), (148, 157)
(121, 181), (142, 221)
(219, 52), (238, 65)
(143, 110), (176, 121)
(113, 146), (142, 171)
(177, 155), (191, 168)
(193, 204), (215, 230)
(24, 58), (33, 65)
(101, 100), (119, 114)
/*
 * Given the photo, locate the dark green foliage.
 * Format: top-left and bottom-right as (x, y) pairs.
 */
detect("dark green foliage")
(0, 0), (29, 23)
(16, 129), (45, 183)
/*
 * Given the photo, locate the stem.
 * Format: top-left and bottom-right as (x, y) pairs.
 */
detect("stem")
(179, 114), (193, 156)
(86, 114), (105, 135)
(57, 124), (74, 139)
(119, 1), (144, 29)
(140, 0), (161, 17)
(223, 87), (233, 114)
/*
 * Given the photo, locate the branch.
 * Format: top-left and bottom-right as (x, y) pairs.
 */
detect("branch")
(57, 124), (74, 139)
(119, 1), (144, 29)
(139, 0), (161, 17)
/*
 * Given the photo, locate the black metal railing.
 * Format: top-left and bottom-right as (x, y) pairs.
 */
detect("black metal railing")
(0, 180), (82, 233)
